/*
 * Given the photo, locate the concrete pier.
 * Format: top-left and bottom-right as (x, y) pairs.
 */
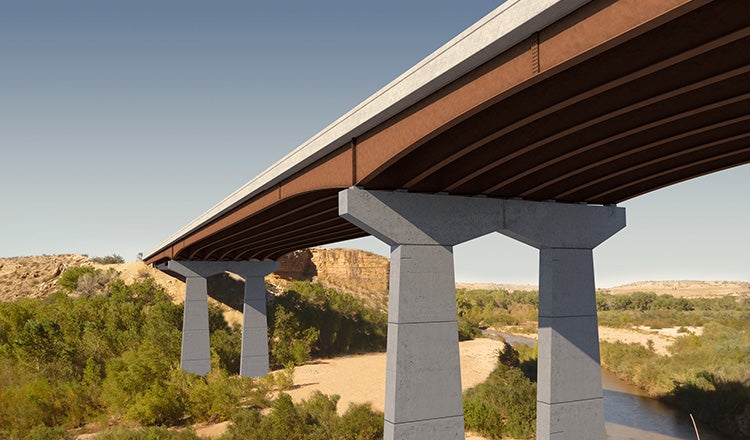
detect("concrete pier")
(160, 260), (279, 377)
(163, 261), (230, 376)
(340, 188), (503, 440)
(340, 188), (625, 439)
(233, 261), (280, 377)
(500, 200), (625, 440)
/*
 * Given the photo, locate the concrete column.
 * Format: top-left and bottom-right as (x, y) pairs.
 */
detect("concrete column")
(340, 188), (504, 440)
(162, 261), (231, 376)
(159, 260), (279, 377)
(233, 261), (280, 377)
(499, 200), (625, 440)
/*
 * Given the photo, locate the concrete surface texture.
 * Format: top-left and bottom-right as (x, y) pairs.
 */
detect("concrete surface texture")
(341, 188), (510, 439)
(161, 260), (279, 378)
(235, 261), (280, 378)
(165, 261), (231, 376)
(340, 188), (626, 439)
(499, 200), (626, 439)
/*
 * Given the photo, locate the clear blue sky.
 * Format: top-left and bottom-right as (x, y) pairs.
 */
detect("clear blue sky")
(1, 0), (748, 287)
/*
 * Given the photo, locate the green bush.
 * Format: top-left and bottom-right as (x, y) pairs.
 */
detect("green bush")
(0, 277), (260, 435)
(27, 425), (75, 440)
(0, 278), (394, 437)
(337, 402), (385, 440)
(270, 306), (319, 366)
(456, 288), (539, 331)
(666, 372), (750, 439)
(458, 316), (481, 341)
(126, 381), (187, 426)
(463, 343), (537, 439)
(220, 392), (383, 440)
(92, 426), (204, 440)
(268, 282), (388, 367)
(186, 368), (246, 423)
(57, 266), (101, 291)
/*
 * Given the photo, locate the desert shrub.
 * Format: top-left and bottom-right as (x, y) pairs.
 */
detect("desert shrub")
(269, 305), (319, 367)
(57, 266), (101, 291)
(127, 381), (187, 426)
(456, 288), (539, 331)
(337, 402), (384, 440)
(220, 409), (264, 440)
(666, 371), (750, 439)
(601, 323), (750, 438)
(209, 326), (242, 374)
(92, 426), (204, 440)
(458, 316), (481, 340)
(220, 392), (383, 440)
(0, 278), (390, 436)
(27, 425), (75, 440)
(268, 282), (389, 367)
(186, 367), (246, 423)
(91, 254), (125, 264)
(56, 265), (119, 297)
(278, 282), (388, 354)
(76, 270), (119, 296)
(463, 344), (537, 439)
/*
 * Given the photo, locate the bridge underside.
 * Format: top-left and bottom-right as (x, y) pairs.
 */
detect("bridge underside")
(146, 1), (749, 439)
(148, 0), (749, 264)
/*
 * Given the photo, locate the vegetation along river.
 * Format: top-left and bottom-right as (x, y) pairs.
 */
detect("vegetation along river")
(490, 331), (725, 439)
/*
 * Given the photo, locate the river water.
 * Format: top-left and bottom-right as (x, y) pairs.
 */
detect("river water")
(487, 331), (725, 439)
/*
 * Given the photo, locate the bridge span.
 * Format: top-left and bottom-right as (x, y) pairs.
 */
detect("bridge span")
(145, 0), (749, 438)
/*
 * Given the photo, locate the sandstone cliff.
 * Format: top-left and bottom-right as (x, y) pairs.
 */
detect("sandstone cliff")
(272, 248), (389, 310)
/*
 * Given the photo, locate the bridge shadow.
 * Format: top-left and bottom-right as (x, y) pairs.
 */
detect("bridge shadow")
(203, 249), (318, 312)
(206, 272), (251, 312)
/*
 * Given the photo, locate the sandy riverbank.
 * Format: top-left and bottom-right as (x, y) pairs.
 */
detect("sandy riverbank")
(173, 325), (697, 439)
(498, 324), (700, 356)
(286, 338), (504, 440)
(191, 339), (503, 440)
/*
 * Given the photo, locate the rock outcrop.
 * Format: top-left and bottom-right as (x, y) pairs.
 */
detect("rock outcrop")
(0, 249), (390, 323)
(0, 254), (92, 301)
(271, 248), (390, 310)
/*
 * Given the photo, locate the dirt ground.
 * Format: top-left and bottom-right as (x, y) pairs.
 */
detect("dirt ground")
(286, 338), (504, 414)
(286, 339), (504, 440)
(498, 324), (699, 356)
(189, 339), (503, 440)
(599, 325), (702, 355)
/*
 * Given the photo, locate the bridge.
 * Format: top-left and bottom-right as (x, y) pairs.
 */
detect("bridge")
(144, 0), (749, 438)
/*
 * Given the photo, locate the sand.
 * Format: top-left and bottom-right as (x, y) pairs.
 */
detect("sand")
(286, 338), (504, 415)
(185, 339), (502, 440)
(286, 338), (503, 440)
